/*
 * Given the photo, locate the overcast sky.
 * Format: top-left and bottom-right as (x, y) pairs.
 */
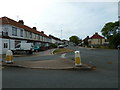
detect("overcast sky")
(0, 0), (119, 40)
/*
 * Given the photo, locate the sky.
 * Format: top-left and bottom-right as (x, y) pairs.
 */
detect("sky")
(0, 0), (119, 40)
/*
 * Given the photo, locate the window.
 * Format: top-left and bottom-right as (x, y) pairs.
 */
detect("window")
(33, 33), (35, 39)
(36, 35), (38, 40)
(25, 31), (28, 38)
(20, 29), (23, 37)
(40, 36), (41, 41)
(12, 27), (17, 36)
(15, 41), (21, 46)
(35, 34), (36, 39)
(38, 35), (40, 40)
(41, 36), (43, 41)
(43, 37), (45, 41)
(4, 43), (8, 48)
(29, 32), (32, 38)
(15, 44), (20, 48)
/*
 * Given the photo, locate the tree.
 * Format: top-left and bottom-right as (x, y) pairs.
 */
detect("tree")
(101, 21), (119, 39)
(101, 21), (120, 48)
(69, 36), (80, 45)
(108, 33), (120, 48)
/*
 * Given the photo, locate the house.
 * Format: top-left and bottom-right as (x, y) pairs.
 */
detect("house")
(62, 39), (69, 45)
(49, 35), (63, 45)
(88, 32), (105, 46)
(0, 16), (52, 54)
(83, 36), (89, 46)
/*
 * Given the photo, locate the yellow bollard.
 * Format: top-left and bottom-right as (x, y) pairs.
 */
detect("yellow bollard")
(75, 51), (82, 66)
(5, 50), (13, 64)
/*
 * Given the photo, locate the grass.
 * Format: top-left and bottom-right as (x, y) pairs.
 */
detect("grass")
(53, 48), (73, 54)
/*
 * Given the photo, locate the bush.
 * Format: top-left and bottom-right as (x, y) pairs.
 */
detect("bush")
(49, 44), (57, 48)
(40, 47), (48, 51)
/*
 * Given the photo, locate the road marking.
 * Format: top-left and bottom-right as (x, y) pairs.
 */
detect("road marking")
(61, 53), (66, 58)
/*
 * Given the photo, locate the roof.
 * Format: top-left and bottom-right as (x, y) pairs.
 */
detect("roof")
(0, 16), (50, 38)
(49, 35), (61, 41)
(83, 36), (89, 41)
(90, 33), (104, 39)
(62, 39), (69, 42)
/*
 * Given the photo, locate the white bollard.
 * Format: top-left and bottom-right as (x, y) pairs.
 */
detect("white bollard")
(5, 50), (13, 64)
(75, 51), (82, 66)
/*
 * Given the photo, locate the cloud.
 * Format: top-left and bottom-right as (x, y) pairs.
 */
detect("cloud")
(0, 1), (118, 40)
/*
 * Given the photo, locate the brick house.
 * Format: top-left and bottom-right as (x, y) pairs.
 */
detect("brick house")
(88, 32), (105, 46)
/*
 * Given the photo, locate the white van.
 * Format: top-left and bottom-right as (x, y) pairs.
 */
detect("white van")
(12, 43), (34, 54)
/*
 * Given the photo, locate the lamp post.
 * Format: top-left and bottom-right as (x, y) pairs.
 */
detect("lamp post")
(61, 29), (62, 40)
(60, 24), (63, 40)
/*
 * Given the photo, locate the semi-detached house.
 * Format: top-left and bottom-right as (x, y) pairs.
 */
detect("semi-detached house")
(88, 33), (105, 46)
(0, 16), (52, 54)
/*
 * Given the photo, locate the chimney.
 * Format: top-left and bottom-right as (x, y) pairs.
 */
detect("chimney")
(41, 31), (44, 34)
(33, 27), (37, 30)
(95, 32), (98, 35)
(18, 20), (24, 24)
(87, 36), (89, 38)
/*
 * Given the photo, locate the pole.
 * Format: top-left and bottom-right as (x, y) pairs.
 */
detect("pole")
(61, 29), (62, 40)
(9, 39), (10, 50)
(17, 15), (19, 21)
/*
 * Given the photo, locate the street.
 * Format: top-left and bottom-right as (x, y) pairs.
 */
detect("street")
(2, 46), (119, 88)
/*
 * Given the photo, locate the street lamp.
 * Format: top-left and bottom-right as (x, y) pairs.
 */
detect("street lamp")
(60, 24), (63, 40)
(61, 29), (62, 40)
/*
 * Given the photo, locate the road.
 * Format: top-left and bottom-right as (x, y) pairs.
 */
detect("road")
(2, 46), (119, 88)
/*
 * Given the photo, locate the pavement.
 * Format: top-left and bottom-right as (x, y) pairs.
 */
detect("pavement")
(2, 48), (96, 70)
(2, 59), (96, 70)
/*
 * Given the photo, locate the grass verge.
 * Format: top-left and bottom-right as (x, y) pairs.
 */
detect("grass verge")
(53, 48), (73, 54)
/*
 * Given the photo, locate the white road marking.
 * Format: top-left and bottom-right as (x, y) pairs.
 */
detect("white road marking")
(61, 53), (66, 58)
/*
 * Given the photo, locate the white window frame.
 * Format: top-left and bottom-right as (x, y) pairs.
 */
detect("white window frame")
(29, 32), (32, 38)
(4, 43), (8, 48)
(12, 27), (17, 36)
(20, 29), (23, 37)
(25, 31), (27, 38)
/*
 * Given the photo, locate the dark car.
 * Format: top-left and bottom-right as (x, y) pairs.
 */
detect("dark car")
(117, 45), (120, 49)
(65, 44), (68, 47)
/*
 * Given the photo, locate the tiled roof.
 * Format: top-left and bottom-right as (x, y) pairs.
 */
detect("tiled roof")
(83, 36), (89, 41)
(0, 16), (49, 38)
(49, 35), (61, 41)
(90, 33), (104, 39)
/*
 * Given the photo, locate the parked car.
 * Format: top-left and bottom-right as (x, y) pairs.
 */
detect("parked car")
(78, 43), (82, 46)
(58, 45), (65, 48)
(34, 46), (40, 52)
(117, 45), (120, 49)
(65, 44), (68, 47)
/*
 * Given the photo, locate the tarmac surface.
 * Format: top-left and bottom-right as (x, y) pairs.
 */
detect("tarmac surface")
(2, 46), (118, 88)
(2, 48), (95, 70)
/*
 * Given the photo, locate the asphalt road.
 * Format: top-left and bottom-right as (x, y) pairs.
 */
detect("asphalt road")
(2, 46), (119, 88)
